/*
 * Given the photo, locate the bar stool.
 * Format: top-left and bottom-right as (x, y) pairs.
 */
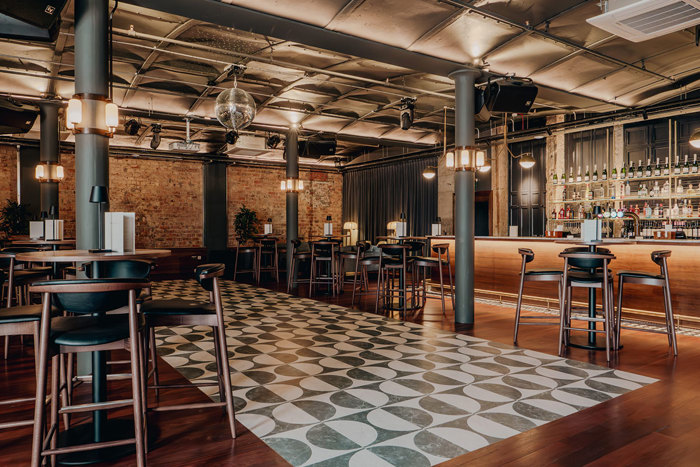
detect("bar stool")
(351, 242), (380, 307)
(376, 244), (414, 318)
(413, 243), (454, 317)
(309, 240), (340, 297)
(233, 239), (258, 282)
(141, 264), (236, 438)
(287, 240), (311, 293)
(338, 243), (363, 292)
(558, 250), (616, 362)
(513, 248), (563, 344)
(1, 247), (52, 307)
(256, 237), (280, 284)
(30, 278), (148, 467)
(616, 250), (677, 355)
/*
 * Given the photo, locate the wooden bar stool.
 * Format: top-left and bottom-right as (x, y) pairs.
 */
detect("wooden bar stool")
(309, 241), (340, 297)
(558, 250), (616, 362)
(141, 264), (236, 438)
(513, 248), (563, 344)
(413, 243), (454, 317)
(233, 239), (258, 282)
(29, 279), (148, 467)
(256, 237), (280, 284)
(351, 242), (380, 307)
(376, 244), (414, 318)
(616, 250), (677, 355)
(287, 240), (311, 293)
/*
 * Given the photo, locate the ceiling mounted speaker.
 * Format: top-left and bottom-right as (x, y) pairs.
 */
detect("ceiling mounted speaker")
(0, 0), (67, 42)
(0, 97), (39, 134)
(298, 140), (337, 158)
(485, 80), (538, 114)
(474, 88), (491, 122)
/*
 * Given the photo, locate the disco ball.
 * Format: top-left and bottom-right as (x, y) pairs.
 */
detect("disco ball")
(215, 87), (256, 130)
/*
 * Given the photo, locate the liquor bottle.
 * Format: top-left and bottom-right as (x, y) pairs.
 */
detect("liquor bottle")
(552, 172), (558, 185)
(674, 155), (681, 175)
(611, 165), (617, 180)
(551, 208), (557, 220)
(561, 171), (566, 184)
(625, 181), (631, 197)
(621, 162), (627, 179)
(677, 181), (684, 195)
(569, 168), (574, 183)
(584, 165), (590, 182)
(628, 161), (635, 178)
(652, 203), (659, 218)
(576, 166), (582, 182)
(602, 163), (608, 181)
(566, 206), (572, 219)
(645, 158), (652, 177)
(683, 154), (690, 174)
(559, 207), (565, 219)
(637, 159), (644, 178)
(593, 164), (599, 182)
(693, 154), (699, 174)
(672, 201), (680, 218)
(663, 157), (670, 176)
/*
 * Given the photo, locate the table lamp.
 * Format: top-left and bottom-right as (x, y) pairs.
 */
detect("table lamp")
(89, 185), (111, 253)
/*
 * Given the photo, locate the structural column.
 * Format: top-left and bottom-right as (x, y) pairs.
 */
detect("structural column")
(449, 69), (480, 325)
(74, 0), (110, 250)
(286, 127), (299, 279)
(39, 101), (61, 215)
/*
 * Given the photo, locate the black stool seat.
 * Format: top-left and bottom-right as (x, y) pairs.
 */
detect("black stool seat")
(0, 304), (43, 323)
(413, 255), (449, 265)
(567, 270), (605, 282)
(617, 270), (664, 280)
(142, 298), (215, 315)
(523, 268), (562, 276)
(50, 314), (138, 347)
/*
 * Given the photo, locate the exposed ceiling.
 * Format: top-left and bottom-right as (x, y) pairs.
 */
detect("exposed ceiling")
(1, 0), (700, 163)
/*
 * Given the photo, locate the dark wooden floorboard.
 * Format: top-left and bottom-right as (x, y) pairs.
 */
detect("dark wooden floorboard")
(0, 278), (698, 465)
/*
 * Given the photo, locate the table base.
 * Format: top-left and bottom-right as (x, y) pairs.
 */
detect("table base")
(567, 335), (622, 351)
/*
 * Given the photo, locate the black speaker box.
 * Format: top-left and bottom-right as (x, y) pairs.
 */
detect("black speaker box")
(474, 88), (491, 122)
(0, 98), (39, 134)
(485, 80), (538, 114)
(0, 1), (67, 42)
(298, 140), (337, 158)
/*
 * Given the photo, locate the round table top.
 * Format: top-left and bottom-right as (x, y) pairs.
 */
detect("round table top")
(15, 249), (171, 263)
(10, 239), (76, 246)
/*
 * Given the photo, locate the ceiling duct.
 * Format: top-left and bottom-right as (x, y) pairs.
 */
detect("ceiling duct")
(587, 0), (700, 42)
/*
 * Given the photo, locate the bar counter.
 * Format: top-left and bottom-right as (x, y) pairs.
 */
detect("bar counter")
(430, 235), (700, 326)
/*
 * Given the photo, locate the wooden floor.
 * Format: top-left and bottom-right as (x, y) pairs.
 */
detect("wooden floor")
(1, 278), (698, 466)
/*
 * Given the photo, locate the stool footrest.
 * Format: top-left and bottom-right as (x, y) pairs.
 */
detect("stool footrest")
(0, 419), (33, 429)
(59, 398), (133, 414)
(150, 401), (226, 412)
(43, 438), (135, 456)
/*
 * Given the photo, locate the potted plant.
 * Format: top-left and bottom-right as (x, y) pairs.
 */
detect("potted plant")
(234, 205), (260, 245)
(0, 199), (31, 238)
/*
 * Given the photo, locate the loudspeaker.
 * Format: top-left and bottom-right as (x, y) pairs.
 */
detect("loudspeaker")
(0, 97), (39, 134)
(298, 140), (337, 158)
(474, 88), (491, 122)
(0, 1), (67, 42)
(485, 80), (538, 114)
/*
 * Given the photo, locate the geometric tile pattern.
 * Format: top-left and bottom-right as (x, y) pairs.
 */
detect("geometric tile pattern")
(151, 280), (657, 467)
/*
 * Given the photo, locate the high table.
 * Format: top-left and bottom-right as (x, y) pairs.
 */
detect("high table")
(555, 238), (632, 349)
(16, 249), (170, 464)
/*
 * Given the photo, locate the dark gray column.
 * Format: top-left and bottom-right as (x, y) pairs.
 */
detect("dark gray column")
(449, 69), (479, 325)
(39, 102), (60, 215)
(74, 0), (109, 250)
(286, 127), (299, 278)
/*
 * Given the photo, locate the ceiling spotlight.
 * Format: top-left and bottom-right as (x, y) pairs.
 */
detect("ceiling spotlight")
(267, 134), (281, 149)
(150, 124), (161, 150)
(691, 129), (700, 149)
(546, 128), (553, 136)
(225, 130), (239, 145)
(519, 153), (536, 169)
(422, 166), (437, 180)
(400, 97), (416, 131)
(642, 109), (649, 120)
(124, 119), (141, 136)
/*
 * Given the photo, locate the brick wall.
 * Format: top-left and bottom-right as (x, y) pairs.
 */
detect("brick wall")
(227, 165), (343, 245)
(0, 144), (17, 205)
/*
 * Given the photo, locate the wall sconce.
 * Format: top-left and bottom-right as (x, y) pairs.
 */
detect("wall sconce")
(35, 162), (65, 182)
(446, 146), (486, 171)
(280, 178), (304, 192)
(66, 94), (119, 137)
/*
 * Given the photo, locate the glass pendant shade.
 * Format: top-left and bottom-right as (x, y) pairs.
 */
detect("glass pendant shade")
(66, 98), (81, 129)
(215, 87), (256, 130)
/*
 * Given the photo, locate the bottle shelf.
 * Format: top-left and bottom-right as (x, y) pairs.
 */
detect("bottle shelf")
(554, 172), (700, 187)
(548, 216), (700, 222)
(556, 193), (700, 204)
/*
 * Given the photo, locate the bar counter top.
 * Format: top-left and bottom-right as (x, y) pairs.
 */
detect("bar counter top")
(427, 235), (700, 326)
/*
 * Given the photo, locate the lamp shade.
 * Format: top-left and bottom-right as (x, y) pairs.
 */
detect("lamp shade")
(48, 204), (57, 216)
(691, 129), (700, 149)
(343, 221), (358, 230)
(89, 185), (108, 203)
(519, 153), (536, 169)
(422, 166), (436, 179)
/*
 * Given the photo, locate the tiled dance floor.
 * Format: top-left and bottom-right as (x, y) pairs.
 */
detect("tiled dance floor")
(151, 280), (656, 467)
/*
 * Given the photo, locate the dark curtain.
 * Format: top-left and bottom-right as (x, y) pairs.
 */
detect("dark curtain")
(342, 156), (438, 242)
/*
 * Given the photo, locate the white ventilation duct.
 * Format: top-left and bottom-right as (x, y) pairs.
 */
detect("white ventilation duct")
(587, 0), (700, 42)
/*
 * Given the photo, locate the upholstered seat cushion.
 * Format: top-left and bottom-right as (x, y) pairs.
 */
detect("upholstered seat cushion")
(0, 305), (42, 324)
(141, 298), (215, 315)
(413, 256), (449, 265)
(617, 270), (664, 280)
(51, 314), (139, 346)
(567, 270), (608, 283)
(524, 269), (562, 276)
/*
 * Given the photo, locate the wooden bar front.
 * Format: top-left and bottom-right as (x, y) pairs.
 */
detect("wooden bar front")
(430, 236), (700, 326)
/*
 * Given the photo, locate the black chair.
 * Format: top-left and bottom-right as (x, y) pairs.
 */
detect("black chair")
(309, 241), (341, 297)
(513, 248), (563, 344)
(141, 263), (236, 438)
(351, 242), (380, 307)
(616, 250), (677, 355)
(29, 279), (148, 467)
(558, 250), (616, 362)
(233, 239), (258, 282)
(412, 243), (455, 317)
(287, 240), (311, 293)
(256, 237), (280, 283)
(376, 244), (414, 318)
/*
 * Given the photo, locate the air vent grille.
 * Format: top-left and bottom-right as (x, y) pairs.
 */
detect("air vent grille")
(620, 1), (700, 34)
